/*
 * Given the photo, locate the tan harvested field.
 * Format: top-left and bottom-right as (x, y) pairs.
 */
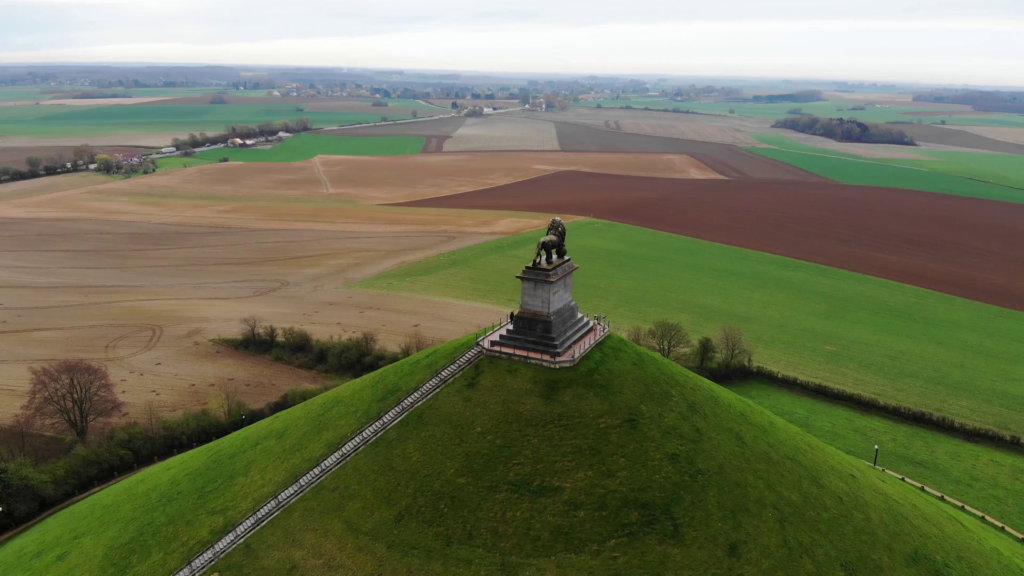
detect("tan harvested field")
(0, 148), (725, 424)
(0, 218), (506, 424)
(444, 116), (560, 151)
(0, 172), (117, 202)
(315, 152), (724, 202)
(936, 125), (1024, 146)
(617, 121), (761, 146)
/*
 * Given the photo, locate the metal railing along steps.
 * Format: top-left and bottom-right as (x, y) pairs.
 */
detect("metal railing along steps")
(172, 346), (482, 576)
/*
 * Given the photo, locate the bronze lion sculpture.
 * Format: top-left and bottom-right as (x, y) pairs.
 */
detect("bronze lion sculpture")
(533, 217), (567, 266)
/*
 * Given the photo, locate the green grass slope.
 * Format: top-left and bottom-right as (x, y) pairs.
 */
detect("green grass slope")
(212, 336), (1024, 574)
(0, 337), (474, 576)
(752, 133), (1024, 192)
(747, 147), (1024, 204)
(730, 379), (1024, 533)
(193, 133), (423, 162)
(354, 220), (1024, 435)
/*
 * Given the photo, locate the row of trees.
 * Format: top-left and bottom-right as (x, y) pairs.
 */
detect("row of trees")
(0, 145), (98, 183)
(168, 118), (314, 151)
(233, 316), (436, 379)
(773, 115), (916, 146)
(94, 154), (156, 176)
(626, 320), (753, 379)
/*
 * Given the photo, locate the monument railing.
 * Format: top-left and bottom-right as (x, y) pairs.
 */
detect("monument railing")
(478, 315), (611, 367)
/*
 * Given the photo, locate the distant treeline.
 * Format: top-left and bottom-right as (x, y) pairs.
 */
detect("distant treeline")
(168, 119), (314, 150)
(913, 90), (1024, 114)
(71, 92), (132, 99)
(753, 90), (824, 103)
(743, 366), (1022, 449)
(595, 103), (710, 115)
(773, 115), (916, 145)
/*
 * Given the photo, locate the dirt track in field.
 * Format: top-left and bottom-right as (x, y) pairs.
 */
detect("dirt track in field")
(0, 218), (504, 424)
(316, 116), (465, 137)
(400, 171), (1024, 312)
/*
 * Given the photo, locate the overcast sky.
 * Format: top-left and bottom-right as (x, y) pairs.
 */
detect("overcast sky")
(1, 0), (1023, 86)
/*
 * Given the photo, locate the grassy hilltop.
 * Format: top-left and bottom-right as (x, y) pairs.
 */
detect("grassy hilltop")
(209, 336), (1022, 574)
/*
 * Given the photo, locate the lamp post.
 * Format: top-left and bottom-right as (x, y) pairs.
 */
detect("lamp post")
(873, 445), (879, 467)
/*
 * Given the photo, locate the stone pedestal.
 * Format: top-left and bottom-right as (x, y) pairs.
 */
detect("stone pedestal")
(496, 257), (592, 356)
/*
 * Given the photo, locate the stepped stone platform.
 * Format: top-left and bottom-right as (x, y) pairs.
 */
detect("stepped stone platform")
(480, 320), (608, 368)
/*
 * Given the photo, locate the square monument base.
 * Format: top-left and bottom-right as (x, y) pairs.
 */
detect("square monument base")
(496, 257), (593, 357)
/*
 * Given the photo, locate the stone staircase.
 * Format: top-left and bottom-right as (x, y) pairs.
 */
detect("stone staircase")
(172, 345), (483, 576)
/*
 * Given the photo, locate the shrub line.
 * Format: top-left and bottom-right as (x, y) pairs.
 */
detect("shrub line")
(740, 366), (1022, 449)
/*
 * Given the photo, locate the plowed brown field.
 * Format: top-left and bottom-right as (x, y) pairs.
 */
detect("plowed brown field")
(399, 171), (1024, 312)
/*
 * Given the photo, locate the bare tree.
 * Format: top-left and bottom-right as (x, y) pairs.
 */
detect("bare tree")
(263, 324), (279, 348)
(693, 336), (718, 369)
(0, 412), (37, 463)
(212, 382), (243, 420)
(356, 331), (379, 352)
(240, 315), (263, 342)
(646, 320), (691, 361)
(717, 325), (753, 370)
(626, 325), (649, 348)
(143, 401), (162, 435)
(399, 331), (437, 357)
(23, 359), (124, 441)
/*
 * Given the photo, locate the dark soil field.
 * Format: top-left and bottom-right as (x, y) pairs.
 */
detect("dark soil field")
(551, 121), (824, 180)
(399, 171), (1024, 312)
(890, 124), (1024, 154)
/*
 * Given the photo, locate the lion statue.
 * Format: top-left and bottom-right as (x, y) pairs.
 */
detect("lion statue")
(533, 217), (567, 266)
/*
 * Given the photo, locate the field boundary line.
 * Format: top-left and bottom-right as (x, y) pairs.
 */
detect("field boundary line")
(171, 345), (483, 576)
(866, 461), (1024, 543)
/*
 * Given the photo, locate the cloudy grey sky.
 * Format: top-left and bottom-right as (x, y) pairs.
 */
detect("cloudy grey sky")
(2, 0), (1023, 86)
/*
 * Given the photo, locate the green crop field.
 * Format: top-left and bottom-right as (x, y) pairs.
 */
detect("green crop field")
(209, 337), (1023, 574)
(355, 219), (1024, 435)
(0, 337), (474, 575)
(748, 147), (1024, 203)
(0, 105), (404, 138)
(752, 133), (1024, 191)
(730, 378), (1024, 533)
(193, 134), (423, 162)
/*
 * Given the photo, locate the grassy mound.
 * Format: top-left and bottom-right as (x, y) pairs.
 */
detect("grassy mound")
(209, 336), (1023, 574)
(0, 337), (475, 575)
(194, 133), (423, 162)
(354, 219), (1024, 436)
